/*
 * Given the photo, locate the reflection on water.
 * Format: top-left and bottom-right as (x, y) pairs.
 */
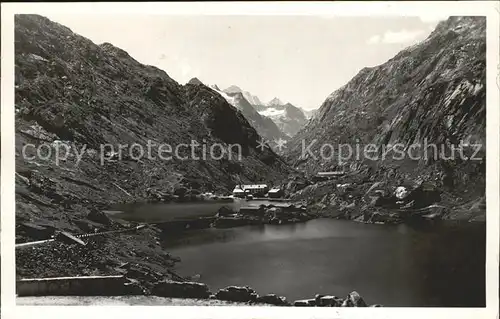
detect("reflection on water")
(162, 219), (485, 307)
(111, 201), (238, 222)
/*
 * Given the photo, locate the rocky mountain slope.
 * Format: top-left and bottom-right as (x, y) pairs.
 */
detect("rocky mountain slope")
(285, 16), (486, 221)
(209, 84), (287, 144)
(14, 14), (292, 277)
(223, 85), (263, 106)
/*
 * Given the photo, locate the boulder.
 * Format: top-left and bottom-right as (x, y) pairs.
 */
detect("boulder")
(293, 299), (316, 306)
(152, 280), (211, 299)
(316, 295), (343, 307)
(255, 294), (288, 306)
(394, 186), (409, 199)
(215, 286), (258, 302)
(314, 294), (325, 305)
(341, 291), (367, 307)
(370, 304), (383, 307)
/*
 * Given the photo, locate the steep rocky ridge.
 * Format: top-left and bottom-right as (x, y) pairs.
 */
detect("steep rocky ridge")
(285, 17), (486, 221)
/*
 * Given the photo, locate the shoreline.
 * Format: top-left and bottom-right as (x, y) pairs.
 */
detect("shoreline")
(16, 196), (485, 307)
(15, 275), (376, 307)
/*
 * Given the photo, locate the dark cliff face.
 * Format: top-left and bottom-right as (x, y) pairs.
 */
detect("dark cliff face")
(14, 14), (291, 227)
(286, 17), (486, 219)
(280, 103), (308, 137)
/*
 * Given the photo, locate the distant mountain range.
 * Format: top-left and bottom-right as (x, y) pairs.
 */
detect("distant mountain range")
(221, 86), (311, 137)
(14, 14), (292, 208)
(209, 84), (287, 146)
(266, 97), (284, 107)
(224, 85), (263, 106)
(258, 102), (308, 138)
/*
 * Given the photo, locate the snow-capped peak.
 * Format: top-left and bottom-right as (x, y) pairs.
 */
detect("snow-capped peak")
(267, 97), (284, 107)
(210, 84), (237, 106)
(224, 85), (263, 106)
(223, 85), (242, 94)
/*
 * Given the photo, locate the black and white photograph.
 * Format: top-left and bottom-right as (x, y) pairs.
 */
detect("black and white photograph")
(1, 2), (499, 318)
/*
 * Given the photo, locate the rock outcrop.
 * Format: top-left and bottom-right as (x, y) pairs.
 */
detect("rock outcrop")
(152, 280), (211, 299)
(341, 291), (367, 307)
(315, 295), (343, 307)
(255, 294), (289, 306)
(293, 291), (371, 307)
(215, 286), (259, 302)
(223, 85), (263, 106)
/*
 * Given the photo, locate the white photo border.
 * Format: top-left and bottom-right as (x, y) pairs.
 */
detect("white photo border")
(1, 1), (499, 319)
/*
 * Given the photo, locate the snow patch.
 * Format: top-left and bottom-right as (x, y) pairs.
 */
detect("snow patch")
(210, 85), (236, 106)
(259, 108), (285, 118)
(473, 83), (483, 95)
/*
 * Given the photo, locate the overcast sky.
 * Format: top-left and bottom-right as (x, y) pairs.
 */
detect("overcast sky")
(44, 14), (447, 110)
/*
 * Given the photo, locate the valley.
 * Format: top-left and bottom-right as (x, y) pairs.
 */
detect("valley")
(13, 14), (486, 307)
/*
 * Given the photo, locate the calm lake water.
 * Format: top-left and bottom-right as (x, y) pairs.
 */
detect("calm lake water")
(162, 219), (485, 307)
(113, 202), (485, 307)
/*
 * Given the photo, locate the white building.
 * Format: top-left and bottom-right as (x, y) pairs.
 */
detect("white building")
(232, 184), (269, 197)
